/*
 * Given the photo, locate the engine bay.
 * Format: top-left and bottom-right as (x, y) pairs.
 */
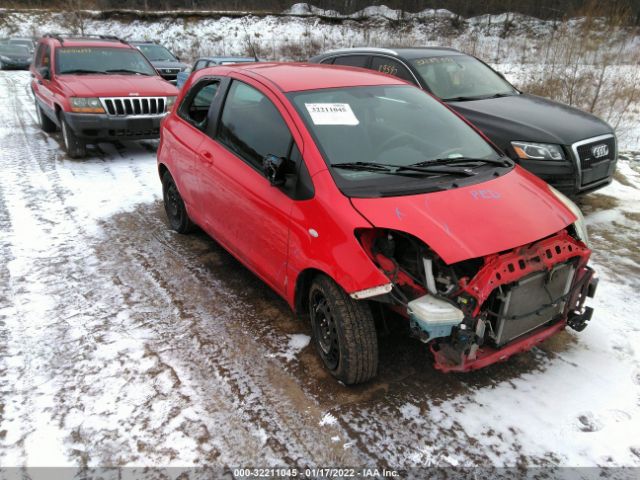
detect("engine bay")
(357, 227), (597, 371)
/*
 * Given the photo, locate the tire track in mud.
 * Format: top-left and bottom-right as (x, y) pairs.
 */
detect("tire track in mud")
(95, 205), (368, 466)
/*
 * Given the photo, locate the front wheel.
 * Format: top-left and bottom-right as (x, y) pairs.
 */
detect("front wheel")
(309, 275), (378, 384)
(35, 99), (57, 133)
(60, 115), (86, 158)
(162, 171), (195, 234)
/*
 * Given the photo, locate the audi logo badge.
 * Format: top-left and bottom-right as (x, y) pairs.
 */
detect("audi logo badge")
(591, 144), (609, 158)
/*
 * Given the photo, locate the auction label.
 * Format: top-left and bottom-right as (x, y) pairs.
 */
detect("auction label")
(233, 467), (399, 478)
(305, 103), (359, 126)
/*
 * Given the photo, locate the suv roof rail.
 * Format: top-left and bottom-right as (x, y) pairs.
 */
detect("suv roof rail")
(43, 33), (128, 45)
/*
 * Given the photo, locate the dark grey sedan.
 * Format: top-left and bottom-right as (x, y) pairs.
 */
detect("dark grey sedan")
(311, 47), (617, 195)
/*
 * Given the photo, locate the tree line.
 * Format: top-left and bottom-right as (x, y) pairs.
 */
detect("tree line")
(1, 0), (639, 23)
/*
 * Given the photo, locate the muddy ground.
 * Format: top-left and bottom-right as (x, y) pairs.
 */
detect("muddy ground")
(0, 71), (639, 473)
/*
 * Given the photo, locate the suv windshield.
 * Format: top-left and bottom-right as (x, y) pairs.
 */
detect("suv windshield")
(56, 47), (157, 75)
(289, 85), (510, 197)
(0, 44), (30, 56)
(135, 44), (177, 62)
(411, 55), (518, 101)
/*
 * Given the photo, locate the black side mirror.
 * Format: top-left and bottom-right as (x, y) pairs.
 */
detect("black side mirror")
(262, 154), (287, 186)
(38, 66), (50, 80)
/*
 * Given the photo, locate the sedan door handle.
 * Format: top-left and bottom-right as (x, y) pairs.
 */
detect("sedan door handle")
(199, 150), (214, 165)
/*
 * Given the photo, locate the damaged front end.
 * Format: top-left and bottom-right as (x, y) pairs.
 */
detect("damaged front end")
(357, 227), (597, 372)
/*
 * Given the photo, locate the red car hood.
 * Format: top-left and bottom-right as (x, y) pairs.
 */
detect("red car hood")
(350, 167), (577, 264)
(60, 74), (178, 97)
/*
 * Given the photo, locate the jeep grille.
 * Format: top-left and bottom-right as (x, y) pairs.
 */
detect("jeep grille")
(100, 97), (167, 116)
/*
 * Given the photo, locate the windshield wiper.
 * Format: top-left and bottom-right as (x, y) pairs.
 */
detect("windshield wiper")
(104, 69), (150, 75)
(442, 95), (483, 102)
(444, 92), (516, 101)
(331, 162), (393, 172)
(60, 69), (104, 74)
(409, 157), (513, 168)
(331, 161), (475, 177)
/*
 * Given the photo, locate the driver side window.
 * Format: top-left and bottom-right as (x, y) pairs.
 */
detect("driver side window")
(178, 79), (220, 130)
(216, 80), (292, 170)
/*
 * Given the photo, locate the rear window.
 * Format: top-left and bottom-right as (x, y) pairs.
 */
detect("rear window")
(55, 47), (157, 76)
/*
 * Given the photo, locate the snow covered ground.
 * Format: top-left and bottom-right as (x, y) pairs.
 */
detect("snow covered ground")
(0, 68), (639, 472)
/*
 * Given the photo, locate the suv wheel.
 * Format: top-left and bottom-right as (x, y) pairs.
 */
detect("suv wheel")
(35, 99), (57, 133)
(60, 115), (86, 158)
(309, 275), (378, 384)
(162, 171), (195, 233)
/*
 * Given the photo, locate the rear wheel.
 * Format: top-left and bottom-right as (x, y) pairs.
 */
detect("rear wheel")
(35, 99), (57, 133)
(162, 171), (195, 233)
(309, 275), (378, 384)
(60, 115), (86, 158)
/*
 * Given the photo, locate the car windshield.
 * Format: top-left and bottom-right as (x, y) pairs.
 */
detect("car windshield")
(289, 85), (508, 197)
(136, 44), (177, 62)
(0, 44), (30, 56)
(411, 55), (518, 101)
(55, 47), (157, 75)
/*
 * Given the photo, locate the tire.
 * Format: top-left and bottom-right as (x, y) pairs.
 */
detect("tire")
(60, 115), (86, 158)
(35, 99), (57, 133)
(309, 275), (378, 384)
(162, 171), (195, 234)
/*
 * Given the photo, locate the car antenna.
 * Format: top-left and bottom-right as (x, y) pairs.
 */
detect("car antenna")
(242, 21), (259, 62)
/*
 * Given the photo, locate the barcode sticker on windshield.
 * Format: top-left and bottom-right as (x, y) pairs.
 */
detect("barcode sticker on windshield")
(305, 103), (359, 126)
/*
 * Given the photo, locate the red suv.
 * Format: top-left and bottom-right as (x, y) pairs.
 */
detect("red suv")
(157, 63), (598, 384)
(31, 34), (178, 158)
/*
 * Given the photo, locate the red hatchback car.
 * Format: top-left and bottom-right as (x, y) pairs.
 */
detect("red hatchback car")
(157, 63), (597, 384)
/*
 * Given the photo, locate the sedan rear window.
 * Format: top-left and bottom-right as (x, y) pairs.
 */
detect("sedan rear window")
(55, 47), (157, 76)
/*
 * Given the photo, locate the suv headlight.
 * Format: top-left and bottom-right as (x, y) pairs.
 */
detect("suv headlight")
(0, 55), (11, 62)
(548, 185), (589, 246)
(70, 97), (105, 114)
(166, 96), (177, 111)
(512, 141), (565, 161)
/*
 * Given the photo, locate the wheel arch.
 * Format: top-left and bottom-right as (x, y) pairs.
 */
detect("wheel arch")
(294, 267), (345, 318)
(158, 162), (170, 181)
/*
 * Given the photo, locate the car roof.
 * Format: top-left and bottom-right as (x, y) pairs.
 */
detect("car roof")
(44, 38), (133, 49)
(318, 46), (464, 59)
(204, 62), (407, 92)
(196, 56), (256, 63)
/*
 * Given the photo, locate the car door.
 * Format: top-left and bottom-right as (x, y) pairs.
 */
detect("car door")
(32, 44), (56, 117)
(169, 78), (224, 224)
(197, 78), (304, 293)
